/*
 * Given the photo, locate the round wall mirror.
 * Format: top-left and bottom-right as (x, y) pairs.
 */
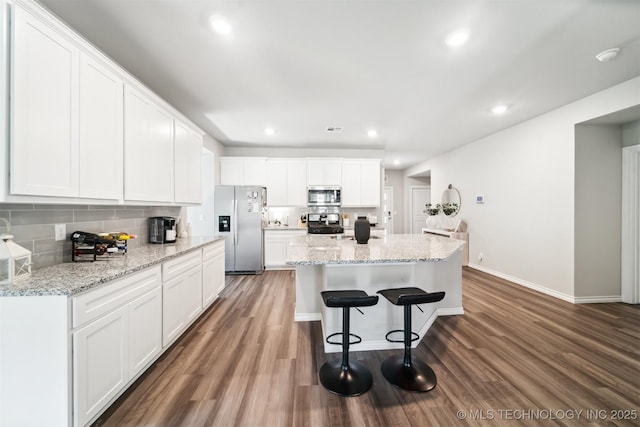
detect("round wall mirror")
(441, 184), (461, 216)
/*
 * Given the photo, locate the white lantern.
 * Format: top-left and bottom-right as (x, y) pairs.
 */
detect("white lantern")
(0, 233), (32, 285)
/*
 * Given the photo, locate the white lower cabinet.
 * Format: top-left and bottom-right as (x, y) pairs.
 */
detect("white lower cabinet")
(73, 306), (128, 427)
(162, 251), (203, 347)
(203, 240), (225, 308)
(128, 287), (163, 376)
(72, 266), (162, 427)
(264, 229), (307, 269)
(1, 242), (224, 427)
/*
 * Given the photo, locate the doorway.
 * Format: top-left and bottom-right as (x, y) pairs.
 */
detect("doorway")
(622, 144), (639, 304)
(410, 186), (430, 234)
(383, 186), (394, 234)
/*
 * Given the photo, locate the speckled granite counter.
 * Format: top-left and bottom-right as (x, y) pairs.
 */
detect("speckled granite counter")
(286, 233), (465, 265)
(0, 236), (223, 297)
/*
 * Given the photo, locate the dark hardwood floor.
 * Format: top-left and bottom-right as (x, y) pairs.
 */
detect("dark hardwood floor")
(93, 268), (640, 426)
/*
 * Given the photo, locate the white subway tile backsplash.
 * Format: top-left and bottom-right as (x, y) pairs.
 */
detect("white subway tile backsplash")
(0, 203), (182, 270)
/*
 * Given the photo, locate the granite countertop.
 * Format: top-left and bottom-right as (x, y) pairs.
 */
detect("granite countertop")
(264, 225), (307, 230)
(285, 233), (465, 265)
(0, 236), (223, 297)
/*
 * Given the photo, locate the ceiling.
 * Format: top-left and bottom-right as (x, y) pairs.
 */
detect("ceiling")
(37, 0), (640, 169)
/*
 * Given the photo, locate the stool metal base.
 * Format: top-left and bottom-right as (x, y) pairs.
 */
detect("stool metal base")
(319, 359), (373, 397)
(380, 355), (437, 392)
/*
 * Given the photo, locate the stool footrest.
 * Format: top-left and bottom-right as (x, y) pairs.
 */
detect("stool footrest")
(326, 332), (362, 346)
(384, 329), (419, 343)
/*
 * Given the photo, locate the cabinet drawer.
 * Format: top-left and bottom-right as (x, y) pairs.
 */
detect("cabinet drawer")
(203, 240), (224, 260)
(162, 250), (202, 282)
(72, 266), (162, 328)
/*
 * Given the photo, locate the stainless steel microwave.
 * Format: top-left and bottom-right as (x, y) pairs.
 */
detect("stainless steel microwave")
(307, 186), (341, 206)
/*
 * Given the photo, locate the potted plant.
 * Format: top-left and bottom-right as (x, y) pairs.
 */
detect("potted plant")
(441, 202), (459, 216)
(424, 203), (441, 216)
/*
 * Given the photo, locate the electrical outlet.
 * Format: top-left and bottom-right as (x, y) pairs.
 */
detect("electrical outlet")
(54, 223), (66, 241)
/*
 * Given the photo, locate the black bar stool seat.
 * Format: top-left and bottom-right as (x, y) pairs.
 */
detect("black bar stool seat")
(377, 287), (445, 392)
(319, 290), (378, 396)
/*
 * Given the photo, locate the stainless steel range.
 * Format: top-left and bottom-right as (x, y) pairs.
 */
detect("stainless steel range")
(307, 211), (344, 234)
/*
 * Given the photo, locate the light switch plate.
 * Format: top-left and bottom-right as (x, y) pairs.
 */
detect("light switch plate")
(54, 223), (66, 241)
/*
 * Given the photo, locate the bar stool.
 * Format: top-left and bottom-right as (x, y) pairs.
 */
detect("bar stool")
(319, 290), (379, 396)
(377, 287), (445, 392)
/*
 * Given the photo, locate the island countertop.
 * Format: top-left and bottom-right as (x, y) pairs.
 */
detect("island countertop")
(0, 236), (223, 297)
(286, 233), (465, 265)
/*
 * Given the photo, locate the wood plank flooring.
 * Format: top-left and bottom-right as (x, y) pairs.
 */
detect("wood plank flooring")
(93, 268), (640, 426)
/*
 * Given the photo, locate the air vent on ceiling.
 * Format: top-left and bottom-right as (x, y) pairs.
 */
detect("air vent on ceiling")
(325, 126), (343, 133)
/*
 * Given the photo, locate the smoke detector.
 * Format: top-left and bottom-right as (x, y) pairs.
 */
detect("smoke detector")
(595, 48), (620, 62)
(325, 126), (343, 133)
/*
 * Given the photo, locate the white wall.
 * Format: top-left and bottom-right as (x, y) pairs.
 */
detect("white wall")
(404, 76), (640, 301)
(574, 124), (622, 299)
(623, 120), (640, 147)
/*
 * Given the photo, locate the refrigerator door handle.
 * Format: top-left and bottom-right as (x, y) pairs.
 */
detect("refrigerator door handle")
(234, 199), (238, 245)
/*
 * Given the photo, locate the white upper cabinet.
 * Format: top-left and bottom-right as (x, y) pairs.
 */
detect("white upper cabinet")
(6, 1), (205, 205)
(11, 5), (79, 197)
(174, 119), (202, 204)
(266, 159), (307, 206)
(78, 53), (124, 200)
(286, 159), (307, 206)
(124, 85), (174, 203)
(341, 159), (381, 207)
(306, 159), (341, 186)
(266, 159), (287, 206)
(220, 157), (267, 186)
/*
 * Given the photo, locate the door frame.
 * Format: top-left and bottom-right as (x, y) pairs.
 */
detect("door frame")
(621, 144), (639, 304)
(409, 185), (430, 234)
(383, 186), (394, 234)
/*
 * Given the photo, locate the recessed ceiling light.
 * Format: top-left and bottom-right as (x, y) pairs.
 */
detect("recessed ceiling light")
(209, 14), (232, 35)
(264, 127), (275, 136)
(595, 48), (620, 62)
(445, 29), (470, 47)
(491, 104), (509, 115)
(367, 129), (378, 138)
(393, 159), (400, 166)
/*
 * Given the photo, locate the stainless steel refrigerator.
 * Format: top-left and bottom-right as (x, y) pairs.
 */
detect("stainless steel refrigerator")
(214, 186), (266, 274)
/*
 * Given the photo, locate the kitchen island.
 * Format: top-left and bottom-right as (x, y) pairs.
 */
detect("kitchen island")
(286, 234), (465, 353)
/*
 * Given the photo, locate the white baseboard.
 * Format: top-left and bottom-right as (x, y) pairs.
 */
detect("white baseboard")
(573, 295), (622, 304)
(467, 264), (622, 304)
(294, 311), (321, 322)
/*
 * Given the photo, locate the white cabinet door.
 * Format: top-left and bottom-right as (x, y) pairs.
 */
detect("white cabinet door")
(183, 265), (203, 324)
(124, 85), (174, 203)
(266, 159), (287, 206)
(306, 159), (341, 186)
(73, 306), (128, 427)
(175, 120), (202, 204)
(162, 273), (188, 347)
(203, 241), (225, 308)
(286, 160), (307, 206)
(341, 159), (381, 207)
(264, 230), (306, 269)
(78, 53), (123, 200)
(264, 236), (287, 268)
(11, 6), (79, 197)
(243, 158), (267, 185)
(220, 157), (244, 185)
(324, 160), (342, 186)
(341, 160), (361, 206)
(162, 263), (202, 347)
(128, 287), (162, 378)
(360, 159), (381, 206)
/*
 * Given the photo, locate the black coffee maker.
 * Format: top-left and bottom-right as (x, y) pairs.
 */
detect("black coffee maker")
(149, 217), (177, 244)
